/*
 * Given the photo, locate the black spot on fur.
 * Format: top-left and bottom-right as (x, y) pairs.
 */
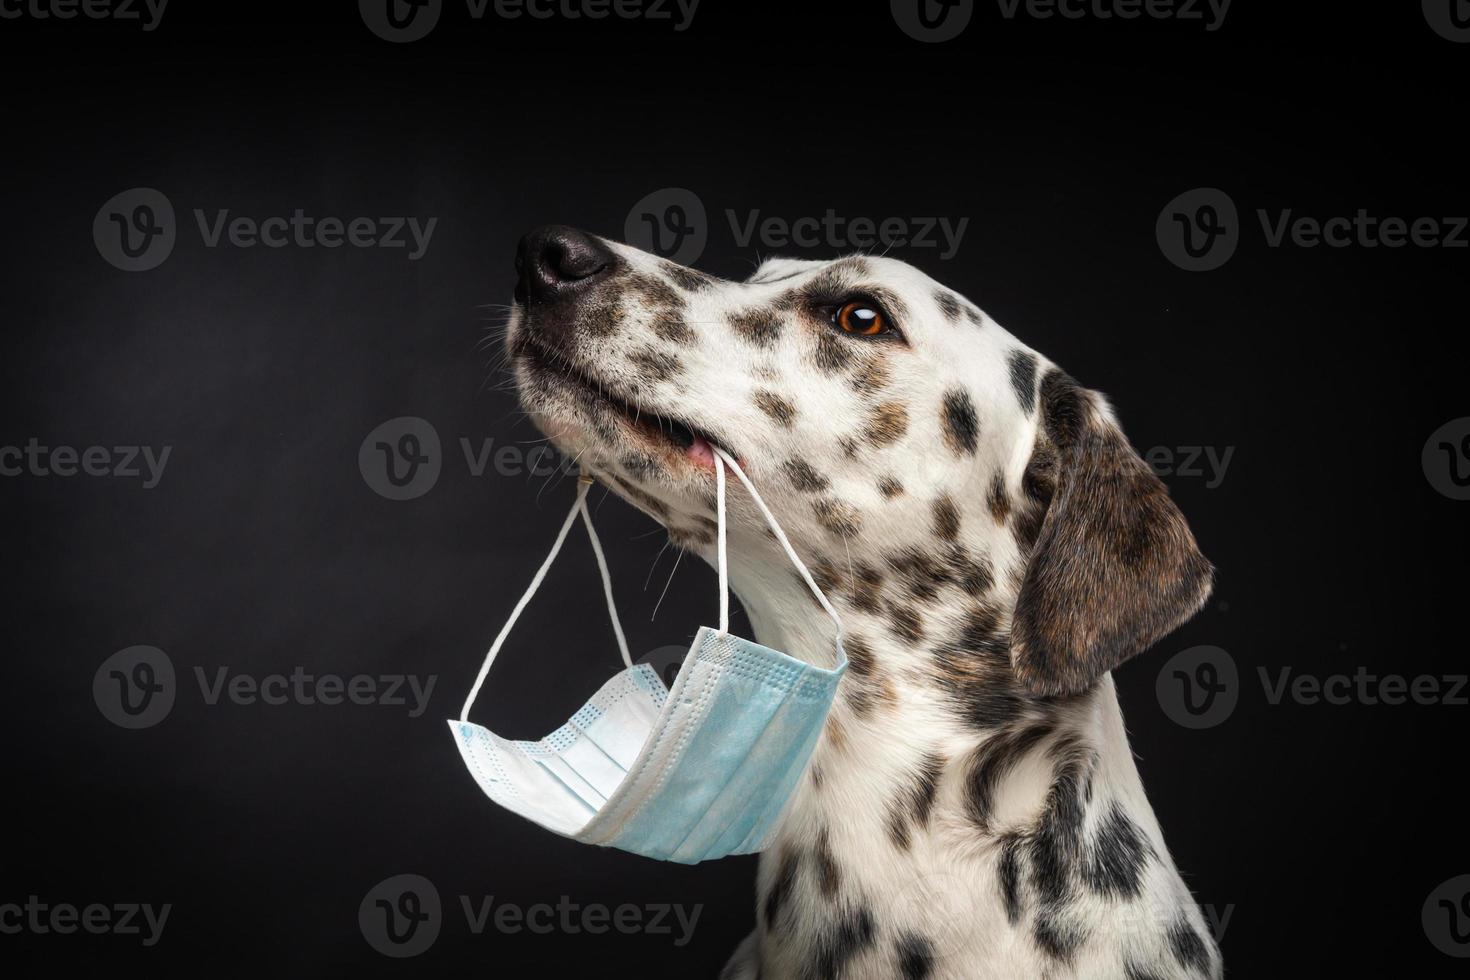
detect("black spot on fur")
(878, 476), (904, 498)
(869, 401), (909, 447)
(934, 604), (1025, 729)
(885, 602), (924, 643)
(732, 308), (783, 347)
(886, 752), (945, 850)
(629, 346), (681, 378)
(814, 498), (862, 537)
(1125, 964), (1168, 980)
(998, 832), (1025, 924)
(987, 473), (1012, 524)
(815, 827), (841, 898)
(786, 459), (831, 493)
(1008, 349), (1039, 414)
(941, 390), (979, 455)
(1034, 908), (1085, 963)
(624, 272), (685, 311)
(966, 306), (985, 327)
(1029, 739), (1092, 908)
(814, 330), (855, 373)
(963, 724), (1050, 831)
(652, 312), (695, 344)
(844, 634), (876, 676)
(851, 359), (891, 393)
(804, 906), (875, 980)
(936, 290), (963, 322)
(754, 389), (797, 427)
(932, 495), (961, 541)
(1167, 916), (1213, 974)
(896, 933), (935, 980)
(1082, 803), (1154, 899)
(665, 264), (715, 292)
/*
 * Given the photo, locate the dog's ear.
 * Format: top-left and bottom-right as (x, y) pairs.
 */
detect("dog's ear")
(1010, 369), (1213, 698)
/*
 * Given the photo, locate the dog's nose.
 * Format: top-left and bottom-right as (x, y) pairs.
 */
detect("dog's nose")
(515, 225), (615, 304)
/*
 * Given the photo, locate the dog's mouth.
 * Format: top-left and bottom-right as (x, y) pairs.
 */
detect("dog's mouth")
(518, 334), (729, 471)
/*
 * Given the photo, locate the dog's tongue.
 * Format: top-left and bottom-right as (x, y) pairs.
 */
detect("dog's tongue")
(687, 435), (717, 470)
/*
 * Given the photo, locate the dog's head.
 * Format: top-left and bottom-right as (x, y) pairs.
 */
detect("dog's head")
(507, 226), (1211, 698)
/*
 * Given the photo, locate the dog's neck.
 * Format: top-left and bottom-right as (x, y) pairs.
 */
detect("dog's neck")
(721, 539), (1194, 975)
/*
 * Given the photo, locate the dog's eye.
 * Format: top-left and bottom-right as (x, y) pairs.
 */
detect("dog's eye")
(833, 301), (889, 336)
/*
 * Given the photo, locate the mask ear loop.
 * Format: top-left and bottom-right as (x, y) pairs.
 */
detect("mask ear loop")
(709, 447), (845, 649)
(459, 475), (632, 724)
(577, 486), (633, 670)
(715, 452), (730, 634)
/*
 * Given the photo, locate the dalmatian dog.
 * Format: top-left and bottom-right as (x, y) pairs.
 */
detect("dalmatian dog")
(505, 225), (1223, 980)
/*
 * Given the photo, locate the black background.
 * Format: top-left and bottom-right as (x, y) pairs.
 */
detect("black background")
(2, 1), (1467, 975)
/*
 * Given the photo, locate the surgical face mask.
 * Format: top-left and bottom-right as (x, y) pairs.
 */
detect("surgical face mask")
(447, 448), (847, 864)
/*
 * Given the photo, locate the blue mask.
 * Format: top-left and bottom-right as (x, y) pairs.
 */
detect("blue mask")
(448, 448), (847, 864)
